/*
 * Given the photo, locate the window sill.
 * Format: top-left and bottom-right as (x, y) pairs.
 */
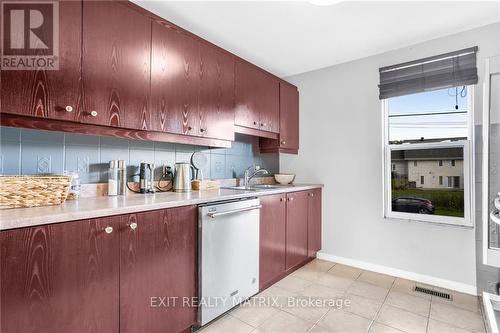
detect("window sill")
(384, 214), (474, 228)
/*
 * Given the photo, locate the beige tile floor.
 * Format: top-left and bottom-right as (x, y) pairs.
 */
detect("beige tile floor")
(199, 259), (485, 333)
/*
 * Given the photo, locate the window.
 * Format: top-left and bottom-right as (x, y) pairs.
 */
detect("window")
(383, 87), (473, 226)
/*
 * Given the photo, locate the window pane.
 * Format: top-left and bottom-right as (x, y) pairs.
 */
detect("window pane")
(391, 147), (464, 218)
(388, 88), (468, 142)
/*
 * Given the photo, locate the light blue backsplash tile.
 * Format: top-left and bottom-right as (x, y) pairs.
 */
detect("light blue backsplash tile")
(210, 153), (226, 179)
(226, 154), (251, 178)
(1, 127), (20, 142)
(22, 128), (64, 143)
(65, 144), (100, 183)
(101, 136), (129, 147)
(21, 141), (64, 175)
(129, 148), (155, 177)
(176, 143), (196, 152)
(1, 127), (279, 184)
(65, 133), (100, 146)
(154, 141), (176, 151)
(208, 147), (227, 155)
(0, 140), (20, 174)
(260, 154), (279, 174)
(175, 151), (193, 163)
(154, 149), (176, 178)
(100, 142), (129, 181)
(130, 139), (154, 150)
(196, 153), (211, 180)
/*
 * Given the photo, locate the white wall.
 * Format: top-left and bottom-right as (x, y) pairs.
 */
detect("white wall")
(281, 22), (500, 292)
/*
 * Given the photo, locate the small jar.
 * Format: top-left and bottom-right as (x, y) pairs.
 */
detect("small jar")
(64, 171), (81, 200)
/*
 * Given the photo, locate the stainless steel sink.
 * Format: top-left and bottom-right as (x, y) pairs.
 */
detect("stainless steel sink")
(223, 184), (292, 191)
(251, 184), (289, 189)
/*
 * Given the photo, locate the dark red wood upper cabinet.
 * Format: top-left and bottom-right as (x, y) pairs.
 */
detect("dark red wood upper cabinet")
(0, 216), (121, 333)
(82, 1), (151, 130)
(235, 60), (260, 129)
(151, 22), (200, 136)
(258, 73), (280, 134)
(119, 206), (198, 333)
(285, 191), (309, 270)
(259, 81), (299, 153)
(0, 0), (82, 121)
(307, 189), (322, 258)
(199, 43), (235, 141)
(259, 193), (287, 290)
(279, 81), (299, 150)
(235, 60), (279, 133)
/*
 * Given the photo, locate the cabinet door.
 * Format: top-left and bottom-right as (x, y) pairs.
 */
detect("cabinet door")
(82, 1), (151, 130)
(119, 206), (197, 333)
(199, 43), (235, 141)
(285, 191), (309, 270)
(258, 73), (280, 133)
(307, 189), (322, 258)
(0, 0), (81, 121)
(279, 82), (299, 150)
(0, 217), (120, 333)
(235, 61), (279, 132)
(151, 22), (200, 136)
(234, 60), (262, 130)
(259, 194), (286, 290)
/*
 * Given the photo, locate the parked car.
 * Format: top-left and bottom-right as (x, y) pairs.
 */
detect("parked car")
(392, 197), (435, 214)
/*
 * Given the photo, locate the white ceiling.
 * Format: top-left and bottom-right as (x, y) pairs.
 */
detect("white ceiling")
(133, 1), (500, 78)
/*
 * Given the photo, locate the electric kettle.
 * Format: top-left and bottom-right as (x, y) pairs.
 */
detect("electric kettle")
(173, 162), (195, 192)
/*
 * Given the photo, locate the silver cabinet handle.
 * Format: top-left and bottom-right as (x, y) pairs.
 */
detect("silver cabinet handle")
(65, 105), (74, 112)
(310, 193), (314, 197)
(105, 226), (113, 234)
(208, 205), (262, 218)
(491, 210), (500, 226)
(129, 222), (137, 230)
(90, 110), (98, 117)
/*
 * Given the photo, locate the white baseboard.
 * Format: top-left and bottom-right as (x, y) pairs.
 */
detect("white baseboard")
(316, 252), (477, 296)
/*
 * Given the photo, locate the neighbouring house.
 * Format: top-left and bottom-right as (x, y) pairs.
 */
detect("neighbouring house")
(391, 147), (464, 189)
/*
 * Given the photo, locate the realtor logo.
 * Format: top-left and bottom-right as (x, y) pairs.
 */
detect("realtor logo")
(1, 1), (59, 70)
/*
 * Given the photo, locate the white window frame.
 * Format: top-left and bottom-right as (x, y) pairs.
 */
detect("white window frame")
(382, 86), (474, 227)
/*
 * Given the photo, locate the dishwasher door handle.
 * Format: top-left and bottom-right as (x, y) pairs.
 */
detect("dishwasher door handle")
(208, 205), (262, 218)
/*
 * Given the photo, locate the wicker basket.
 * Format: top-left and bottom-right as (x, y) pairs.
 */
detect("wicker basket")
(0, 175), (72, 209)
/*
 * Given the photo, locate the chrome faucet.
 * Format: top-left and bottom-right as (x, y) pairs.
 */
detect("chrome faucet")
(244, 165), (269, 187)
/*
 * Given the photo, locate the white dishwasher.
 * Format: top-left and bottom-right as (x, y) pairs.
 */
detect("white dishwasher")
(198, 198), (261, 326)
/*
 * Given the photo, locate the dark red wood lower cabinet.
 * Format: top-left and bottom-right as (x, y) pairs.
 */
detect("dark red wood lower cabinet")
(259, 194), (287, 290)
(285, 191), (309, 270)
(119, 206), (198, 333)
(0, 217), (121, 333)
(307, 189), (322, 258)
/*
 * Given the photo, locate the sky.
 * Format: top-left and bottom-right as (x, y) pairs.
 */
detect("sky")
(388, 87), (468, 142)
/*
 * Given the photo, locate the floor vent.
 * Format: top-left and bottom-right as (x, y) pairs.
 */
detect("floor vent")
(414, 286), (452, 300)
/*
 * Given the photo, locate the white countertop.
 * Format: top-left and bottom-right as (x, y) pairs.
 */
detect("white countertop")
(0, 184), (322, 231)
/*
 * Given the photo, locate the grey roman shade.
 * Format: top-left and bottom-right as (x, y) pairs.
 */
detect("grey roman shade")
(378, 46), (478, 99)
